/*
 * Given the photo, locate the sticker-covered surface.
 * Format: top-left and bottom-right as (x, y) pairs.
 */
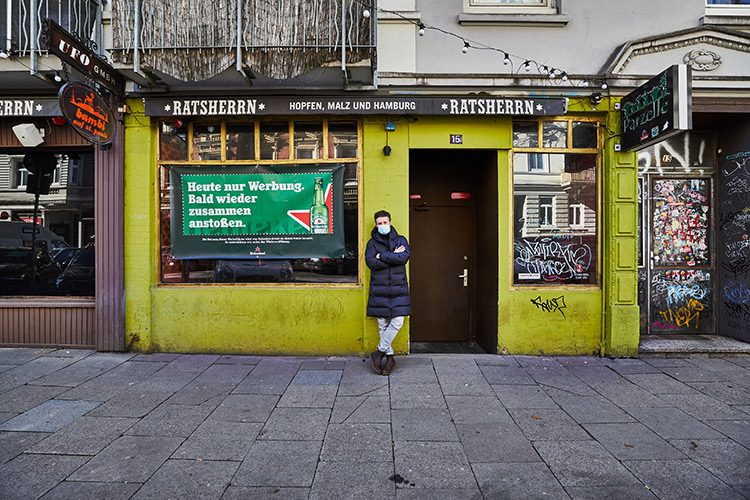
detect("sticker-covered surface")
(650, 269), (713, 333)
(651, 178), (710, 267)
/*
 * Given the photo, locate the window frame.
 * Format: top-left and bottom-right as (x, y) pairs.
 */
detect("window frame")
(12, 158), (28, 189)
(511, 116), (602, 288)
(463, 0), (557, 15)
(155, 117), (363, 288)
(538, 195), (556, 227)
(705, 0), (750, 17)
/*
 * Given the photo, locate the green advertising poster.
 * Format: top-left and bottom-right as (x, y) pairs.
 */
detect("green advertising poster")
(169, 164), (345, 259)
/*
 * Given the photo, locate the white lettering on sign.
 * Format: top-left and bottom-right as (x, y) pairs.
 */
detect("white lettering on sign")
(0, 100), (34, 116)
(172, 99), (258, 116)
(289, 101), (324, 111)
(450, 134), (463, 144)
(448, 98), (534, 115)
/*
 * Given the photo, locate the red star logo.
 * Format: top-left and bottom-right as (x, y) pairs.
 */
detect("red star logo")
(255, 247), (260, 251)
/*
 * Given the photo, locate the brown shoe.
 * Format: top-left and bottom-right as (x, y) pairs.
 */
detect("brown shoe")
(382, 355), (396, 375)
(370, 350), (384, 374)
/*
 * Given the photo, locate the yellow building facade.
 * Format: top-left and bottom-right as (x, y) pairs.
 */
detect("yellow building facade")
(123, 95), (639, 357)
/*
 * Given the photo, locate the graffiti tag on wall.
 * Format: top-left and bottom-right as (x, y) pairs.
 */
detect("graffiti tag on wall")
(650, 269), (713, 332)
(718, 149), (750, 339)
(514, 235), (595, 284)
(530, 295), (567, 319)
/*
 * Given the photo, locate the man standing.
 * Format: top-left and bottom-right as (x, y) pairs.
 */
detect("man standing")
(365, 210), (411, 375)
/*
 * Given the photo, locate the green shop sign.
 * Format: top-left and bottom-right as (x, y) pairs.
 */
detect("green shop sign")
(170, 164), (345, 259)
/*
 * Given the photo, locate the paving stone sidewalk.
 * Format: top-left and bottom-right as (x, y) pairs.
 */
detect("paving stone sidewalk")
(0, 348), (748, 499)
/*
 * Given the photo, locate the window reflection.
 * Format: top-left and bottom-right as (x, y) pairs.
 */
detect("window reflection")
(328, 122), (358, 158)
(512, 121), (538, 148)
(160, 122), (188, 161)
(193, 124), (221, 160)
(513, 152), (598, 285)
(543, 121), (567, 148)
(260, 122), (290, 160)
(294, 122), (323, 159)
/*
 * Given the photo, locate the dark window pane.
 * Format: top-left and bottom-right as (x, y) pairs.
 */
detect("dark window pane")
(572, 122), (598, 148)
(226, 123), (255, 161)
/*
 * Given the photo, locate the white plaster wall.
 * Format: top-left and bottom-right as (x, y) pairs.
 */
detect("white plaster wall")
(408, 0), (705, 76)
(377, 0), (419, 75)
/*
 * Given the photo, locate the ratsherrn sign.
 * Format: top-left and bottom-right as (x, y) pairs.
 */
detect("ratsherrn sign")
(169, 164), (345, 259)
(144, 96), (567, 117)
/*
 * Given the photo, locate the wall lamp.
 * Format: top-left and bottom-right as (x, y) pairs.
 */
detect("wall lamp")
(590, 92), (603, 106)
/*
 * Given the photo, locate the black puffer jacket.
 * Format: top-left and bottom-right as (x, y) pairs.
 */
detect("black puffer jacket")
(365, 225), (411, 318)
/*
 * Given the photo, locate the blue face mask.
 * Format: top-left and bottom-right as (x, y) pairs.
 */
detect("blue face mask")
(377, 225), (391, 235)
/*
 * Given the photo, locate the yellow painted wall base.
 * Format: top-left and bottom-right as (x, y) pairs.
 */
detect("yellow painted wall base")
(604, 305), (641, 357)
(150, 288), (365, 355)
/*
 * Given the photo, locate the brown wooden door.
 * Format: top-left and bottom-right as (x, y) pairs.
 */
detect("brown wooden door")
(410, 205), (471, 341)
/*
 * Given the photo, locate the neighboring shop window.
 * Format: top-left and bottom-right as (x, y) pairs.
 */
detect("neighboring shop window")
(158, 120), (360, 285)
(0, 153), (96, 297)
(512, 118), (600, 285)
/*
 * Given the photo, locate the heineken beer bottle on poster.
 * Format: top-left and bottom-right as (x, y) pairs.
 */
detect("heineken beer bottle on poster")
(310, 177), (329, 234)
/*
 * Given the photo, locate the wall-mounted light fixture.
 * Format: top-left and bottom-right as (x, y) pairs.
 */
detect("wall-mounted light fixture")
(12, 123), (45, 147)
(590, 92), (603, 106)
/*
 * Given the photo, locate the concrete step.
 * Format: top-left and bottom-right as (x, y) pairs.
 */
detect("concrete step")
(639, 334), (750, 358)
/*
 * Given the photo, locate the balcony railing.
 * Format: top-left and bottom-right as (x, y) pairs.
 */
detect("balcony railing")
(110, 0), (376, 83)
(1, 0), (101, 57)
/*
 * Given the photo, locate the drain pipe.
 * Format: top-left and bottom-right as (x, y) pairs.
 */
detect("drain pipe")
(5, 0), (11, 54)
(341, 0), (347, 84)
(30, 0), (38, 74)
(133, 0), (140, 74)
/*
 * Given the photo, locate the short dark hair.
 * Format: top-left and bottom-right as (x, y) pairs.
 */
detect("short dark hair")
(374, 210), (391, 222)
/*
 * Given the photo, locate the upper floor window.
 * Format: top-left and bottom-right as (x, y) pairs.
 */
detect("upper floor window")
(465, 0), (557, 13)
(12, 159), (28, 189)
(705, 0), (750, 17)
(459, 0), (559, 17)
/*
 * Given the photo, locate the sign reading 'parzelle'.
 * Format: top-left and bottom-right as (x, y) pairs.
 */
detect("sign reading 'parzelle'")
(58, 83), (116, 144)
(144, 96), (567, 117)
(170, 165), (345, 259)
(620, 65), (692, 152)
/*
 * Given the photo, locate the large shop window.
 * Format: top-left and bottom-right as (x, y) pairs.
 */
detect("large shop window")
(512, 118), (600, 286)
(158, 120), (360, 284)
(0, 153), (96, 297)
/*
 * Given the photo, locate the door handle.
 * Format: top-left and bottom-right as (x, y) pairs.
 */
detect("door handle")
(458, 269), (468, 287)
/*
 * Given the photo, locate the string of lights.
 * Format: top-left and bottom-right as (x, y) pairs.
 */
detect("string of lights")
(357, 1), (608, 90)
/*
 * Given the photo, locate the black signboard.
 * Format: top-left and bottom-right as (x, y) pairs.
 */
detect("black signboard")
(0, 99), (60, 117)
(58, 83), (116, 144)
(621, 65), (692, 152)
(144, 96), (567, 117)
(43, 19), (124, 95)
